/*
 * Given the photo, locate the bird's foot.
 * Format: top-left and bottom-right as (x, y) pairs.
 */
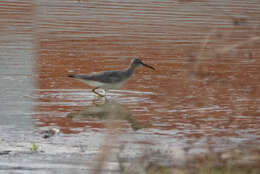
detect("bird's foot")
(92, 88), (106, 98)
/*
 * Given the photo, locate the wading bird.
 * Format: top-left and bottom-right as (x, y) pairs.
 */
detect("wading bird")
(68, 58), (155, 97)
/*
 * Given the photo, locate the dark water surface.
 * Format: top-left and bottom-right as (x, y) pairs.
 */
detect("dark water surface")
(0, 0), (260, 173)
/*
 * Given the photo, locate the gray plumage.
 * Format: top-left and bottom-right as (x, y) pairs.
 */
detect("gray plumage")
(68, 58), (155, 96)
(69, 70), (131, 84)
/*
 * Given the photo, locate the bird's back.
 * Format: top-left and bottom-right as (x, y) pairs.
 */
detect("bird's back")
(69, 70), (129, 84)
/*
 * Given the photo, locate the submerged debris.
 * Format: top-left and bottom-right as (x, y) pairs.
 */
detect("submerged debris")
(40, 128), (60, 139)
(0, 150), (11, 155)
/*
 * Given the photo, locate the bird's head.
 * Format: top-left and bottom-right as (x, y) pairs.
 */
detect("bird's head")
(131, 58), (155, 70)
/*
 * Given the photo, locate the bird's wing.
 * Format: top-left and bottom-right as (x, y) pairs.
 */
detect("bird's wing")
(91, 71), (124, 83)
(73, 71), (124, 83)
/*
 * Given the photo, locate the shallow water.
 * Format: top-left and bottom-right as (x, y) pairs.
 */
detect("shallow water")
(0, 0), (260, 173)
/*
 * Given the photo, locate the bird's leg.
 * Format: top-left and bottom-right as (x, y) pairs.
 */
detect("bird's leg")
(92, 95), (106, 106)
(104, 89), (108, 96)
(92, 87), (105, 97)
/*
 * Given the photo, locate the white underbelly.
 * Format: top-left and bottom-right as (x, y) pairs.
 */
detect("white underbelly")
(102, 80), (126, 89)
(79, 79), (126, 90)
(79, 79), (104, 87)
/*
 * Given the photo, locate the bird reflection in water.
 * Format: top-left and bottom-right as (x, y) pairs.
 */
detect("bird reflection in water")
(67, 98), (142, 131)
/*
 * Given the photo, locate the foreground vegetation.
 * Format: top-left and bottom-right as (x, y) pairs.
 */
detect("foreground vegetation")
(117, 142), (260, 174)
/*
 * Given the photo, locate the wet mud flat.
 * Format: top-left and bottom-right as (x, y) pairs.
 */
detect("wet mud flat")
(1, 127), (260, 174)
(0, 136), (96, 173)
(1, 0), (260, 173)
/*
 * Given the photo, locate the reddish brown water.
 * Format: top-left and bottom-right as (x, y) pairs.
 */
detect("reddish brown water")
(1, 0), (260, 154)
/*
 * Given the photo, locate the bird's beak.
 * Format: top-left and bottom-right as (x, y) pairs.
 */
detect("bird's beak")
(141, 62), (155, 70)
